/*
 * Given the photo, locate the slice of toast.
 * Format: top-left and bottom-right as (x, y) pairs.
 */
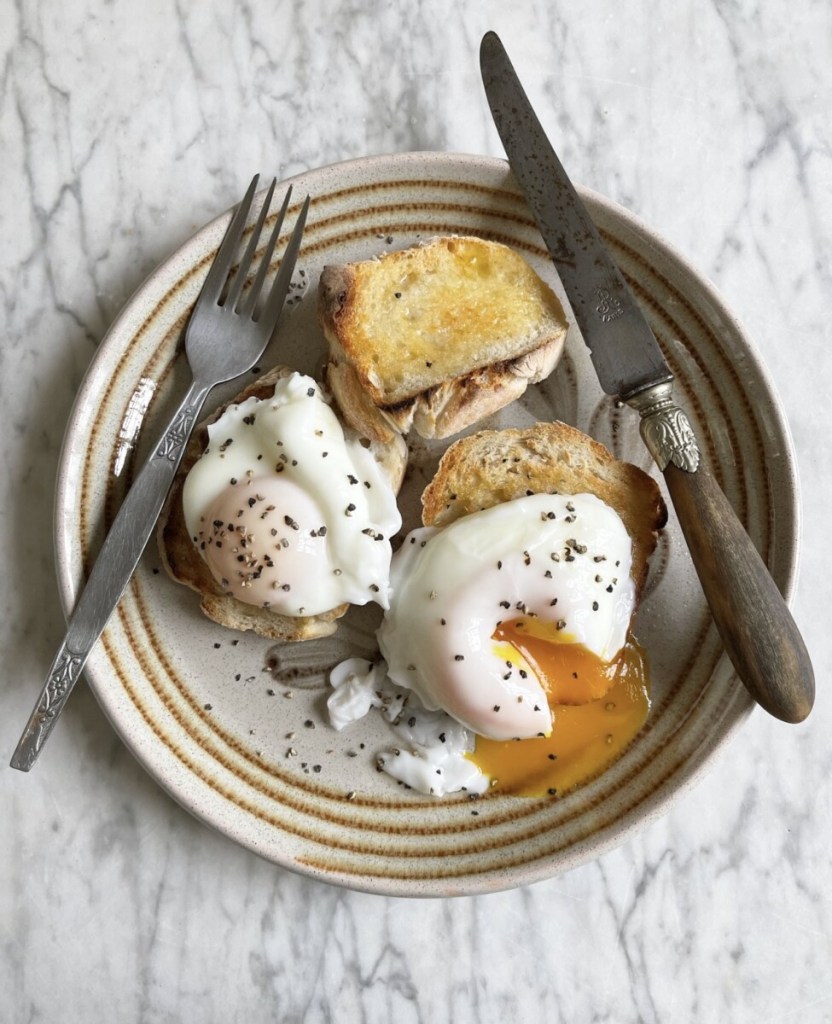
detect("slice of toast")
(421, 422), (667, 597)
(157, 365), (407, 642)
(319, 236), (568, 441)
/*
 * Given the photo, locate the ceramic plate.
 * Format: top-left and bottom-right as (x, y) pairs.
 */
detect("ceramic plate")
(55, 152), (798, 897)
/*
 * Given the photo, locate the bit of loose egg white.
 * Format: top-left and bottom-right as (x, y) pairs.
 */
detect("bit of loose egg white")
(377, 493), (635, 741)
(328, 658), (395, 730)
(182, 373), (401, 617)
(328, 658), (489, 797)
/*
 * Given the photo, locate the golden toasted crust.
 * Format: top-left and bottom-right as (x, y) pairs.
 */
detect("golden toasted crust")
(319, 236), (568, 440)
(156, 365), (406, 642)
(421, 422), (667, 598)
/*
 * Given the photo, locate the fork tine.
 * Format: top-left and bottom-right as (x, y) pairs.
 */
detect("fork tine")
(224, 178), (277, 313)
(199, 174), (260, 305)
(239, 185), (292, 319)
(257, 194), (310, 328)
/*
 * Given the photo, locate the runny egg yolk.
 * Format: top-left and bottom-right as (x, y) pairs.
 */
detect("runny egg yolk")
(468, 618), (650, 797)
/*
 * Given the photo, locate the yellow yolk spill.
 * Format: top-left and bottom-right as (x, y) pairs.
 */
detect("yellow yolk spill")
(468, 619), (650, 797)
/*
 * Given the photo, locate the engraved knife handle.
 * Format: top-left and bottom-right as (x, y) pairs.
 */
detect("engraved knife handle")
(627, 382), (814, 723)
(10, 377), (212, 771)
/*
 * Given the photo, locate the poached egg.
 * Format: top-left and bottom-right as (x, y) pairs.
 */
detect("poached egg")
(377, 492), (636, 741)
(182, 372), (401, 617)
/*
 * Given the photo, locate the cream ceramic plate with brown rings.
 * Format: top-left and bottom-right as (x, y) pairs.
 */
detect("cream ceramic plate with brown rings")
(55, 152), (799, 897)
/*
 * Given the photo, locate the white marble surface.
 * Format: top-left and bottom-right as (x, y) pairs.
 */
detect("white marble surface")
(2, 1), (831, 1021)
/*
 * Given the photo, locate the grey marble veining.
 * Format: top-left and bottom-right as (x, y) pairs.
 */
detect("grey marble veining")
(2, 1), (831, 1022)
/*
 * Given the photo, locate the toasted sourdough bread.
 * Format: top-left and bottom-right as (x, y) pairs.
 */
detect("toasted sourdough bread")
(157, 365), (407, 642)
(319, 236), (568, 442)
(421, 422), (667, 598)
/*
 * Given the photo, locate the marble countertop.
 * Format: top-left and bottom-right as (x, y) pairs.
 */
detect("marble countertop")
(2, 2), (830, 1021)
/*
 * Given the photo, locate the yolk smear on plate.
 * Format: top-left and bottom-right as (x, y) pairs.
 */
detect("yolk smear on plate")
(469, 619), (650, 797)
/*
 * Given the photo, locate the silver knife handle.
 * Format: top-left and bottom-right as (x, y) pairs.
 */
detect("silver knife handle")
(626, 380), (701, 472)
(10, 378), (212, 771)
(626, 381), (814, 723)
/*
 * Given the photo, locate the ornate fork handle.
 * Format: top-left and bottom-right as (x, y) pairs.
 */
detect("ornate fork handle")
(10, 378), (212, 771)
(156, 405), (200, 461)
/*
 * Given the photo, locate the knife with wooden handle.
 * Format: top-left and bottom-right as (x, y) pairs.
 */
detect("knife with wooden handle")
(480, 30), (813, 722)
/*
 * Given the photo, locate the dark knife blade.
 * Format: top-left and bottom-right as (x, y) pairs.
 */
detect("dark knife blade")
(479, 30), (814, 724)
(480, 30), (670, 400)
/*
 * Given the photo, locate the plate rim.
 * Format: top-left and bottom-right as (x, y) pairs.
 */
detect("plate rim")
(52, 150), (799, 895)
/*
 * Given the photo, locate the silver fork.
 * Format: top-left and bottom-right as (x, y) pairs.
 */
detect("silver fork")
(11, 174), (310, 772)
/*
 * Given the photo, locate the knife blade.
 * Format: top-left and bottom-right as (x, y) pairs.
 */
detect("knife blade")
(480, 30), (814, 723)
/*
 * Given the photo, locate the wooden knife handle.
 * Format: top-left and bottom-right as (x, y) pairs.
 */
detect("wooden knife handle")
(663, 460), (814, 722)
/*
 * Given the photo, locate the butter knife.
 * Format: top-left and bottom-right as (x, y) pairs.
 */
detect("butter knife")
(480, 30), (813, 722)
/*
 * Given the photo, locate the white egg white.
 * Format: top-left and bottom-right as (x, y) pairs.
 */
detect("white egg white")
(328, 658), (489, 797)
(182, 372), (401, 617)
